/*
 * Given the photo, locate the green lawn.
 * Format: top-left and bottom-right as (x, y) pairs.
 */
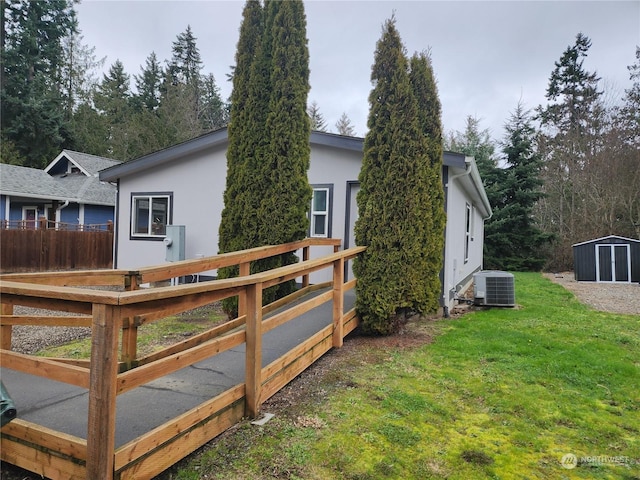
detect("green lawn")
(168, 272), (639, 480)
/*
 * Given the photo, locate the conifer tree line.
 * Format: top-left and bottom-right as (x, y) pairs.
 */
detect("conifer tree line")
(0, 0), (359, 170)
(448, 36), (639, 272)
(1, 0), (228, 167)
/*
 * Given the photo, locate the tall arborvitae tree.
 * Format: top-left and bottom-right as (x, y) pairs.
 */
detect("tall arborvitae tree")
(335, 112), (356, 136)
(218, 0), (311, 317)
(409, 51), (445, 312)
(354, 18), (434, 335)
(307, 101), (327, 131)
(218, 0), (264, 315)
(258, 0), (312, 303)
(486, 103), (552, 270)
(1, 0), (77, 167)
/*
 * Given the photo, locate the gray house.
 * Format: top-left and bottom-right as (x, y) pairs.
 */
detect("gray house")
(100, 128), (491, 312)
(1, 150), (121, 229)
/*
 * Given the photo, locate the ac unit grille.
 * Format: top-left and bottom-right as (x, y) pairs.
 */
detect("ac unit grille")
(485, 276), (515, 306)
(473, 271), (516, 307)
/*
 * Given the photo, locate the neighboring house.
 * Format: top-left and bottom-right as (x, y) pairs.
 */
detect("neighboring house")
(1, 150), (121, 229)
(100, 127), (492, 313)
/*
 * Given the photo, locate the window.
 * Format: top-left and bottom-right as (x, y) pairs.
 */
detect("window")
(464, 203), (471, 263)
(131, 193), (172, 239)
(310, 185), (332, 238)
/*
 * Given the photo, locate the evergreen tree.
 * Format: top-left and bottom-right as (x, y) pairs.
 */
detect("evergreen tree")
(335, 112), (356, 136)
(409, 51), (445, 312)
(354, 18), (434, 335)
(256, 0), (311, 304)
(307, 100), (327, 131)
(536, 32), (604, 269)
(94, 60), (132, 159)
(134, 52), (163, 112)
(218, 0), (264, 316)
(218, 0), (311, 316)
(1, 0), (77, 167)
(199, 73), (228, 130)
(486, 103), (552, 271)
(167, 25), (203, 88)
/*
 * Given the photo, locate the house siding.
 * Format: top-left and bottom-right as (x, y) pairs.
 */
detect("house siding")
(114, 146), (228, 271)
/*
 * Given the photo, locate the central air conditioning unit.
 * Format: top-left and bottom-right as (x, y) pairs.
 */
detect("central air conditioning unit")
(473, 271), (516, 307)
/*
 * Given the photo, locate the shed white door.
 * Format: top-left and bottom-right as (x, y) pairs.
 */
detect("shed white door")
(596, 244), (631, 282)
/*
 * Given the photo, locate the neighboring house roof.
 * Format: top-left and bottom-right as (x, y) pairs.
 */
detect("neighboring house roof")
(1, 149), (122, 207)
(45, 150), (122, 176)
(0, 163), (76, 202)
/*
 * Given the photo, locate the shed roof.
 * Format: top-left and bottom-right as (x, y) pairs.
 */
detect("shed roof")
(572, 235), (640, 247)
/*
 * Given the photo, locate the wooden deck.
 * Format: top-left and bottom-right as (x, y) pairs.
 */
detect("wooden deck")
(0, 239), (364, 480)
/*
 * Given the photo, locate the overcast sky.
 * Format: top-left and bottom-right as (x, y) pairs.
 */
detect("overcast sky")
(75, 0), (639, 142)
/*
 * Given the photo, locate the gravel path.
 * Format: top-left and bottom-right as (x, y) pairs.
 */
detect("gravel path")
(544, 272), (640, 316)
(9, 306), (92, 355)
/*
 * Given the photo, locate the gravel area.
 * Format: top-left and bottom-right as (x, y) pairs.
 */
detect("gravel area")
(8, 306), (92, 355)
(544, 272), (640, 316)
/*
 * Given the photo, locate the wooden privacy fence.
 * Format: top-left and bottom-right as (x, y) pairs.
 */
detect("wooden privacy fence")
(0, 238), (365, 480)
(0, 219), (114, 273)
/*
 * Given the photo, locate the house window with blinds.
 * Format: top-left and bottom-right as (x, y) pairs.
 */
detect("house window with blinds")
(131, 192), (172, 239)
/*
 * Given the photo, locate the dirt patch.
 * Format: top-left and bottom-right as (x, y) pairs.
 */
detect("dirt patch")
(544, 272), (640, 316)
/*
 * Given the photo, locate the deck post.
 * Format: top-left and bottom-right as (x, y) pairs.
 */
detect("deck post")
(245, 282), (263, 418)
(332, 257), (344, 348)
(87, 303), (120, 480)
(1, 302), (13, 350)
(302, 246), (310, 287)
(120, 275), (139, 369)
(238, 262), (250, 318)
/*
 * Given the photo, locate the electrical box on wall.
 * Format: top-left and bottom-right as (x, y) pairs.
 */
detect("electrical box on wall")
(164, 225), (185, 262)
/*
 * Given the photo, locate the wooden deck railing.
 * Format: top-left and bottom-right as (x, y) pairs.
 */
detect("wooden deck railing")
(0, 238), (364, 480)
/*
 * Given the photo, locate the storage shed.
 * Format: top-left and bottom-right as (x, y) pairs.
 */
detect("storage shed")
(573, 235), (640, 283)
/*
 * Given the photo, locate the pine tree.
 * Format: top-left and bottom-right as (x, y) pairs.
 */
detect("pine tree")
(199, 73), (228, 130)
(1, 0), (77, 167)
(335, 112), (356, 136)
(409, 51), (445, 312)
(307, 101), (327, 131)
(536, 32), (604, 269)
(134, 52), (163, 112)
(354, 17), (433, 335)
(485, 103), (552, 271)
(94, 60), (132, 159)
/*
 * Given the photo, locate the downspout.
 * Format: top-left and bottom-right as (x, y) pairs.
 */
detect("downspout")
(56, 200), (70, 230)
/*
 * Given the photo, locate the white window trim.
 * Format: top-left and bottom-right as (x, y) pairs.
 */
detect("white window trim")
(130, 192), (172, 239)
(309, 185), (332, 238)
(464, 203), (471, 263)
